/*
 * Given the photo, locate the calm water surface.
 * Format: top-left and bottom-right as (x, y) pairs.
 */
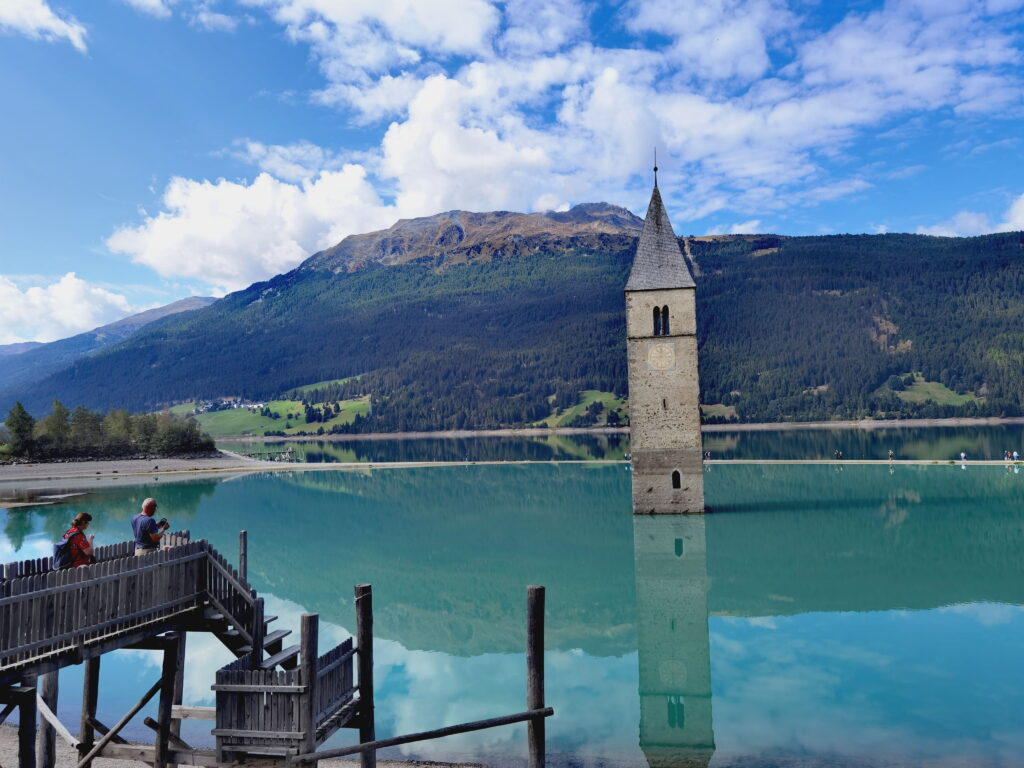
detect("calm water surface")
(3, 461), (1024, 766)
(227, 422), (1024, 462)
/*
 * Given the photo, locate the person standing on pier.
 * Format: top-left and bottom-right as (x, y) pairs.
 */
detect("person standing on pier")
(132, 497), (169, 555)
(59, 512), (95, 568)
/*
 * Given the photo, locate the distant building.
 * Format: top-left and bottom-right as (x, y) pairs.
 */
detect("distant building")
(625, 177), (704, 514)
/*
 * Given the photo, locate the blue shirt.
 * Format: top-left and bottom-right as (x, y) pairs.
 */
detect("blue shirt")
(132, 513), (159, 550)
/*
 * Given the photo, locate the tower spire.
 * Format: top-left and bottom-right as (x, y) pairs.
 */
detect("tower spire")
(653, 147), (658, 188)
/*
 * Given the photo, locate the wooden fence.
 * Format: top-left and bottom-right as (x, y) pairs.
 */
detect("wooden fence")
(0, 540), (206, 676)
(1, 530), (192, 580)
(213, 638), (355, 759)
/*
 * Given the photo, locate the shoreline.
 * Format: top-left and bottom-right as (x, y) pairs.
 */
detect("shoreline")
(0, 723), (485, 768)
(211, 416), (1024, 442)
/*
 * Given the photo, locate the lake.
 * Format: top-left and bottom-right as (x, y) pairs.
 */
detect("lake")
(225, 421), (1024, 463)
(3, 460), (1024, 766)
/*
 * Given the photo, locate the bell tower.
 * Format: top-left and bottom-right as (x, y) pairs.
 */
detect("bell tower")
(626, 173), (704, 514)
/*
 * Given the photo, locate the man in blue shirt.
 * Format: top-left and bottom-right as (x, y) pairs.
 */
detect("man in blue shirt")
(132, 497), (169, 555)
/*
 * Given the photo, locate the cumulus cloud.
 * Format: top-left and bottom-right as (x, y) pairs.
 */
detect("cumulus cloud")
(103, 0), (1024, 292)
(0, 273), (133, 344)
(231, 140), (345, 182)
(916, 193), (1024, 236)
(120, 0), (175, 18)
(106, 167), (397, 293)
(0, 0), (87, 52)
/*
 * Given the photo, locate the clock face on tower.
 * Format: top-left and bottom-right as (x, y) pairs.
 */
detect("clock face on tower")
(646, 342), (675, 371)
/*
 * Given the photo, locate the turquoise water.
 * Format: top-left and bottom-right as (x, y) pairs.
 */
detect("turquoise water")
(226, 421), (1024, 463)
(4, 463), (1024, 766)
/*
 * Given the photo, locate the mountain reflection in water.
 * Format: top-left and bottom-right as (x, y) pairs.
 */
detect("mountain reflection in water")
(2, 464), (1024, 766)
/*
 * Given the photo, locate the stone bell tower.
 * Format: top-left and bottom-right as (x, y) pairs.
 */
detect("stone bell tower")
(626, 173), (704, 514)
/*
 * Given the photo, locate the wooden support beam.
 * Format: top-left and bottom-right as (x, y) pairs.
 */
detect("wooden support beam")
(37, 689), (79, 750)
(355, 584), (375, 768)
(170, 632), (188, 768)
(238, 531), (247, 583)
(37, 672), (59, 768)
(20, 680), (38, 768)
(78, 658), (100, 768)
(171, 705), (216, 721)
(76, 677), (162, 768)
(89, 717), (128, 744)
(0, 701), (17, 726)
(527, 585), (546, 768)
(156, 633), (181, 768)
(289, 707), (555, 762)
(145, 716), (193, 750)
(298, 613), (319, 768)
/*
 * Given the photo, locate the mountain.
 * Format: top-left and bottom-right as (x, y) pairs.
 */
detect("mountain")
(302, 203), (643, 272)
(0, 342), (43, 357)
(4, 206), (1024, 428)
(0, 296), (215, 400)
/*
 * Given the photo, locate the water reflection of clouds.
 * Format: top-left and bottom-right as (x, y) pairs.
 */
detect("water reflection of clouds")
(137, 592), (643, 764)
(710, 607), (1024, 766)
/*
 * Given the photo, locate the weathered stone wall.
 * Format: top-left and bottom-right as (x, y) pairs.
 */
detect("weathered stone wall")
(631, 449), (704, 515)
(626, 288), (697, 339)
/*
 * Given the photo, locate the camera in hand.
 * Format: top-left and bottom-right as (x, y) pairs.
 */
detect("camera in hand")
(157, 517), (170, 530)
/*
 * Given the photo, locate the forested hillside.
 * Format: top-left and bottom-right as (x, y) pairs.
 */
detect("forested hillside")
(6, 216), (1024, 430)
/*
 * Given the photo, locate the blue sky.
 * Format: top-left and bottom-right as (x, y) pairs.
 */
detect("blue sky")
(0, 0), (1023, 343)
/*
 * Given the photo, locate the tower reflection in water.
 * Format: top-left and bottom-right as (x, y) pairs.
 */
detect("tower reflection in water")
(634, 454), (714, 767)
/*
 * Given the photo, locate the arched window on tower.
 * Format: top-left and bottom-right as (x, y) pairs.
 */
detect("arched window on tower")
(672, 470), (681, 489)
(652, 306), (661, 336)
(661, 306), (670, 335)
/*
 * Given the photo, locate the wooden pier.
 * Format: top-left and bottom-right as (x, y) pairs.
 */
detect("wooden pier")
(0, 533), (552, 768)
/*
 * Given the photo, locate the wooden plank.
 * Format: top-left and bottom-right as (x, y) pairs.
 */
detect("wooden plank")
(76, 678), (162, 768)
(238, 531), (247, 583)
(298, 614), (318, 763)
(211, 729), (306, 739)
(290, 707), (555, 763)
(172, 705), (216, 721)
(20, 680), (38, 768)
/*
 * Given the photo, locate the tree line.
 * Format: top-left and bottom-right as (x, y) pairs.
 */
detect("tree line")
(2, 400), (215, 459)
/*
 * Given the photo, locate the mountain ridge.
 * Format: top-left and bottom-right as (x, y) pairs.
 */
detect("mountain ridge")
(0, 296), (216, 400)
(300, 202), (643, 272)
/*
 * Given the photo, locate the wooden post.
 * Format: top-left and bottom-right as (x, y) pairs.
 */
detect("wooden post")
(526, 586), (545, 768)
(299, 613), (320, 768)
(78, 658), (100, 768)
(170, 632), (187, 768)
(155, 634), (181, 768)
(355, 584), (375, 768)
(238, 531), (247, 583)
(20, 682), (38, 768)
(250, 596), (265, 670)
(37, 672), (58, 768)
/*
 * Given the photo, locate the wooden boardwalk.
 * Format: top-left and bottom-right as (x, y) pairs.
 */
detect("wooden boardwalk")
(0, 536), (552, 768)
(0, 534), (551, 768)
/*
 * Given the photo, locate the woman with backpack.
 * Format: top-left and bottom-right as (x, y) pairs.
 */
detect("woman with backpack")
(55, 512), (95, 569)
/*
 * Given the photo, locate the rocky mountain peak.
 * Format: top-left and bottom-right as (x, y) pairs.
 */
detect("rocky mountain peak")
(300, 202), (644, 273)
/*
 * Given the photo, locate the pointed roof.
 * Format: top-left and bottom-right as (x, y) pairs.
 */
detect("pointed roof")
(625, 184), (695, 291)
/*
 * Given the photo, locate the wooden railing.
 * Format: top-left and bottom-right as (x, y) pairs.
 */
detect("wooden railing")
(1, 530), (192, 580)
(0, 540), (206, 674)
(212, 637), (356, 759)
(314, 638), (355, 725)
(203, 544), (257, 649)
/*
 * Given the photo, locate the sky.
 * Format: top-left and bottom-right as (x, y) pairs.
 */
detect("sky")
(0, 0), (1022, 344)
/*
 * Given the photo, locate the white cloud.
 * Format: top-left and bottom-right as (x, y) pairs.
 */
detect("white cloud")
(231, 140), (345, 182)
(106, 167), (397, 293)
(0, 273), (133, 344)
(190, 4), (239, 32)
(916, 193), (1024, 236)
(104, 0), (1024, 291)
(0, 0), (87, 52)
(120, 0), (175, 18)
(706, 219), (763, 235)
